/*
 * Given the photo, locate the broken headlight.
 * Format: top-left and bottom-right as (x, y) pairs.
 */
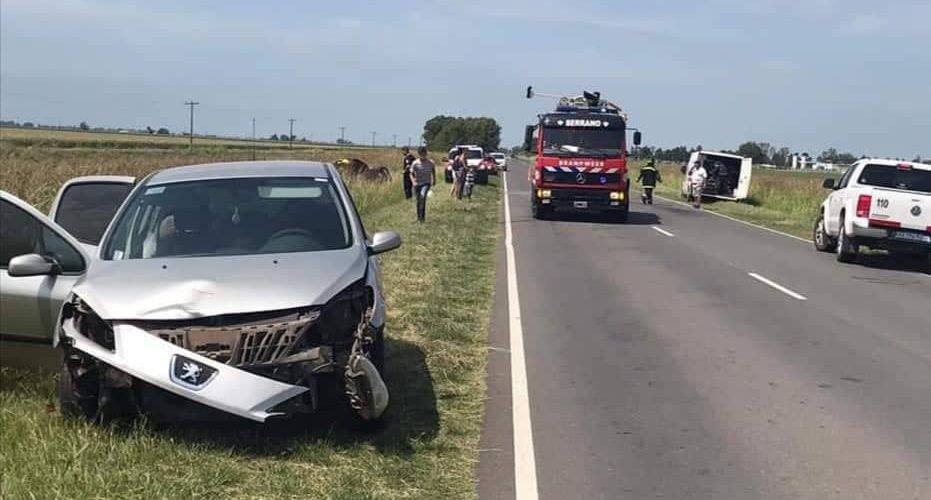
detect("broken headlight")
(61, 295), (115, 350)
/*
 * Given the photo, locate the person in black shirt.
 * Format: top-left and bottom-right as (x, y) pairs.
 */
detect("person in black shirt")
(401, 146), (416, 199)
(637, 159), (662, 204)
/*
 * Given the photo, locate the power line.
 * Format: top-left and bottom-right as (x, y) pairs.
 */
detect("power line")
(184, 100), (199, 149)
(288, 118), (297, 150)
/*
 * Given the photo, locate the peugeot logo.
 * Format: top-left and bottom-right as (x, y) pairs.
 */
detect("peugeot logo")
(575, 172), (586, 184)
(170, 354), (217, 391)
(912, 205), (922, 217)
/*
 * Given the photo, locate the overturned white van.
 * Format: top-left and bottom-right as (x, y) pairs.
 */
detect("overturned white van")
(681, 151), (753, 201)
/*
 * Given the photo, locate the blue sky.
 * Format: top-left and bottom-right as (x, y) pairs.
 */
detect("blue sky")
(1, 0), (929, 157)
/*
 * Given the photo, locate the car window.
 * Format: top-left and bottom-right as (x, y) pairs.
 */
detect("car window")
(837, 165), (856, 189)
(54, 182), (134, 245)
(0, 199), (85, 273)
(104, 177), (353, 260)
(856, 164), (931, 193)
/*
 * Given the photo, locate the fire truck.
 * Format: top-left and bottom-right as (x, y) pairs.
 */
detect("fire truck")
(523, 87), (641, 221)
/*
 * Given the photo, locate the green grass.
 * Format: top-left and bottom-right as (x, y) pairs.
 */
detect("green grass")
(634, 160), (836, 238)
(0, 141), (500, 499)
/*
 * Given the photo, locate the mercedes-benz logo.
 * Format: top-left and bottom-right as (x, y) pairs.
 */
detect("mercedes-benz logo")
(575, 172), (586, 184)
(911, 205), (922, 217)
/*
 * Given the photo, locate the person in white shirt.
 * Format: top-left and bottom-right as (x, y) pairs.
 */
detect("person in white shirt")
(690, 161), (708, 209)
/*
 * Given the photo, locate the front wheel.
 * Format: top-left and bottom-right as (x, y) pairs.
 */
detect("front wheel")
(58, 360), (99, 420)
(835, 215), (858, 263)
(813, 214), (836, 252)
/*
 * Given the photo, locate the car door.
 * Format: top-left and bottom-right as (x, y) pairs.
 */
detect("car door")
(48, 176), (136, 251)
(0, 191), (90, 347)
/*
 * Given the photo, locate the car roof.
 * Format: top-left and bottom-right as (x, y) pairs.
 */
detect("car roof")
(147, 161), (332, 185)
(695, 151), (745, 160)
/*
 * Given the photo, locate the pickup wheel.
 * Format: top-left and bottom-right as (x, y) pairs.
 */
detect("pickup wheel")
(835, 214), (858, 263)
(813, 214), (836, 252)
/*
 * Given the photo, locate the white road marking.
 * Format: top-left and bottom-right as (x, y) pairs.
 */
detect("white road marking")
(503, 172), (540, 500)
(638, 190), (810, 243)
(748, 272), (808, 300)
(652, 226), (675, 237)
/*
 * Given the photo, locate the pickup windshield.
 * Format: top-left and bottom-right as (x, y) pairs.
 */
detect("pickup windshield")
(542, 127), (624, 156)
(857, 164), (931, 194)
(103, 177), (351, 260)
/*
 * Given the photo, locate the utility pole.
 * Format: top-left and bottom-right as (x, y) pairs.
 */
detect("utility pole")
(371, 131), (376, 147)
(251, 117), (256, 161)
(288, 118), (296, 150)
(392, 134), (398, 147)
(408, 136), (412, 147)
(184, 100), (199, 149)
(338, 126), (346, 143)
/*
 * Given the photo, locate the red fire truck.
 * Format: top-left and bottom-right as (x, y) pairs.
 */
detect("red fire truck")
(523, 87), (641, 221)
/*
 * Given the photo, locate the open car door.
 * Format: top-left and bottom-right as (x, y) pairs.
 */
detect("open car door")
(48, 176), (135, 251)
(1, 191), (91, 353)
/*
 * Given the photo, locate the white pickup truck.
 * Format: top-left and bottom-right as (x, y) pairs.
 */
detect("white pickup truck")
(814, 159), (931, 263)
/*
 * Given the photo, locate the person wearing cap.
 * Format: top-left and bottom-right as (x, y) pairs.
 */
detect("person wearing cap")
(409, 146), (436, 222)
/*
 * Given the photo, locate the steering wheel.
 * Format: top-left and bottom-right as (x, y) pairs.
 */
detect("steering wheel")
(266, 228), (315, 243)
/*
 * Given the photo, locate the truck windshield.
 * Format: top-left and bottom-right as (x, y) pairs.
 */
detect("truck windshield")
(858, 164), (931, 193)
(542, 127), (624, 156)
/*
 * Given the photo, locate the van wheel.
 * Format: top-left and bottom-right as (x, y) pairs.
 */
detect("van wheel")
(813, 214), (836, 252)
(835, 215), (858, 263)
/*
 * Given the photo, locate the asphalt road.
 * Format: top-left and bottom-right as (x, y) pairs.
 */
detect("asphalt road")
(478, 160), (931, 500)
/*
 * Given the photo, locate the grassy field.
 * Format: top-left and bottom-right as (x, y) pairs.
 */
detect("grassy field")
(0, 126), (375, 152)
(0, 137), (499, 499)
(632, 160), (836, 238)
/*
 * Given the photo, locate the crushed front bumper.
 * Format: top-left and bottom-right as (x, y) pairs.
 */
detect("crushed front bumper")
(63, 321), (308, 422)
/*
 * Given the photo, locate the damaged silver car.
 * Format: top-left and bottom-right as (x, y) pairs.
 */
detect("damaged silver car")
(0, 161), (401, 424)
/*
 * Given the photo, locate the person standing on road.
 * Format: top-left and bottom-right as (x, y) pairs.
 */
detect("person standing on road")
(401, 146), (416, 199)
(637, 159), (662, 204)
(410, 146), (436, 222)
(690, 160), (708, 209)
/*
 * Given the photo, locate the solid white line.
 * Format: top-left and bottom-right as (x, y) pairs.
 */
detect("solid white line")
(748, 272), (808, 300)
(503, 172), (540, 500)
(640, 190), (811, 243)
(652, 226), (675, 237)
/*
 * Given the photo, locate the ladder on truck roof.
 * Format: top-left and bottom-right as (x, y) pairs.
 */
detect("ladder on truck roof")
(527, 86), (627, 119)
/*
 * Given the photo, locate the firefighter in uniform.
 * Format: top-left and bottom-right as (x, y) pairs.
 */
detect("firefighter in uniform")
(637, 159), (662, 204)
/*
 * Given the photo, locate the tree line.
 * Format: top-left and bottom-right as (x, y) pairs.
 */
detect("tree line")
(423, 116), (501, 152)
(638, 141), (925, 166)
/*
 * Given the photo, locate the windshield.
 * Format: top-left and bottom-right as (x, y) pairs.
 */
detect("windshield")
(468, 149), (483, 159)
(103, 177), (352, 260)
(542, 127), (625, 156)
(491, 153), (504, 159)
(858, 164), (931, 193)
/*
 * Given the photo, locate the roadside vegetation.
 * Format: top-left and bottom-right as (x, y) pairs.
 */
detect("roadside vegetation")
(0, 134), (499, 499)
(631, 159), (834, 238)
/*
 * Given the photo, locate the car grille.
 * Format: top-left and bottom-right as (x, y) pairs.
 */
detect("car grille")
(150, 316), (313, 366)
(542, 171), (622, 185)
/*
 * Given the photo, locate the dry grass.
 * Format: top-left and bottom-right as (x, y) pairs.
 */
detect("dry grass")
(0, 136), (499, 500)
(634, 160), (836, 238)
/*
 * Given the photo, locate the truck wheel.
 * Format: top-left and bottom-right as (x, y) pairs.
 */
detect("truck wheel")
(813, 214), (836, 252)
(531, 201), (548, 220)
(614, 209), (629, 223)
(835, 215), (858, 263)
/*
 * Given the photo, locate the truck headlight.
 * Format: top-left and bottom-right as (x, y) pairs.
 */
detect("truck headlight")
(537, 189), (552, 199)
(610, 191), (625, 200)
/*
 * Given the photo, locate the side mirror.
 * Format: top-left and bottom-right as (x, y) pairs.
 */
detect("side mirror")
(822, 178), (836, 190)
(368, 231), (401, 255)
(523, 125), (535, 152)
(526, 86), (534, 99)
(633, 131), (642, 146)
(8, 253), (60, 277)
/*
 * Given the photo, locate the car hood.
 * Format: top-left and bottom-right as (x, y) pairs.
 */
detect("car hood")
(73, 248), (368, 321)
